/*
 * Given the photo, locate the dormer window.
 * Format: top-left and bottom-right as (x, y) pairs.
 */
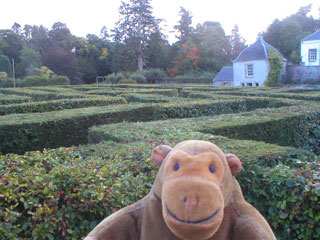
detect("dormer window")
(309, 49), (317, 62)
(245, 64), (253, 77)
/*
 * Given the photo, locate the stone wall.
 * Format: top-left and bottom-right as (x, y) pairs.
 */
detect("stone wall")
(285, 65), (320, 84)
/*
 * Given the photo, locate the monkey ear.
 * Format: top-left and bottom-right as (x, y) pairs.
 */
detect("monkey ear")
(152, 145), (172, 166)
(225, 154), (242, 176)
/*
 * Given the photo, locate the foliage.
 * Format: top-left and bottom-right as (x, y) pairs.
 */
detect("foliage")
(263, 5), (320, 64)
(21, 75), (70, 87)
(0, 145), (158, 239)
(0, 97), (126, 115)
(0, 72), (7, 81)
(0, 97), (283, 154)
(174, 7), (193, 44)
(117, 79), (137, 84)
(230, 24), (246, 59)
(16, 47), (41, 77)
(112, 0), (162, 71)
(0, 55), (12, 77)
(265, 50), (283, 87)
(141, 68), (167, 83)
(105, 72), (124, 83)
(129, 73), (146, 83)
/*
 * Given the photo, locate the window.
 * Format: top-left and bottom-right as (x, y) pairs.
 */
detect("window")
(246, 64), (253, 77)
(241, 83), (245, 87)
(247, 82), (253, 87)
(255, 83), (259, 87)
(309, 49), (317, 62)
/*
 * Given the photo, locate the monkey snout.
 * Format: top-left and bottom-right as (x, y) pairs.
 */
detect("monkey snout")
(183, 196), (199, 206)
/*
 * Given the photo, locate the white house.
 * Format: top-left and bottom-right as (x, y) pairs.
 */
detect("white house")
(213, 36), (286, 87)
(301, 30), (320, 66)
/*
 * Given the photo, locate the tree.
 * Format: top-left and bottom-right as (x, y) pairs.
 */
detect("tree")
(174, 7), (193, 44)
(263, 4), (320, 63)
(189, 21), (232, 73)
(16, 47), (41, 77)
(230, 24), (246, 59)
(112, 0), (162, 71)
(0, 30), (23, 62)
(0, 55), (12, 77)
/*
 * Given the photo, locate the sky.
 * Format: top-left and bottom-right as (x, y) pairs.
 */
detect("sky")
(1, 0), (319, 45)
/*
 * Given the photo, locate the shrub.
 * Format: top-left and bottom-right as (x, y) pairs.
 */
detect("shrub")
(265, 50), (283, 87)
(20, 75), (70, 87)
(141, 68), (167, 83)
(0, 72), (7, 82)
(129, 73), (146, 83)
(105, 73), (124, 83)
(118, 79), (137, 84)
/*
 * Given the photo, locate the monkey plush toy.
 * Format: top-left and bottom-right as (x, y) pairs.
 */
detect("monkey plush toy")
(85, 140), (276, 240)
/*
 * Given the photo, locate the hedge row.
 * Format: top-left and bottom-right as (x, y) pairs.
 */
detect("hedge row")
(0, 94), (31, 105)
(217, 90), (320, 101)
(121, 94), (171, 103)
(0, 88), (89, 101)
(0, 97), (126, 115)
(0, 98), (287, 154)
(1, 131), (318, 239)
(87, 89), (179, 97)
(88, 102), (320, 154)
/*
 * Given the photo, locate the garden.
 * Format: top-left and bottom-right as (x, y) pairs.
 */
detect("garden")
(0, 84), (319, 239)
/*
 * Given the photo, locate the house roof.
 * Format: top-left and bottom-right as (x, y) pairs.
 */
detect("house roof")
(233, 36), (286, 63)
(302, 29), (320, 42)
(213, 66), (233, 82)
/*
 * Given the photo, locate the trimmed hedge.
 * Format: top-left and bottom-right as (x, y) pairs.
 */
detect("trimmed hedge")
(0, 88), (89, 101)
(121, 94), (171, 103)
(0, 97), (126, 115)
(88, 89), (179, 97)
(88, 102), (320, 154)
(0, 98), (288, 154)
(20, 75), (70, 87)
(0, 94), (31, 105)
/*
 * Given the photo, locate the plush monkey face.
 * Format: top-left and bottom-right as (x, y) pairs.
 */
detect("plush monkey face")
(152, 141), (241, 240)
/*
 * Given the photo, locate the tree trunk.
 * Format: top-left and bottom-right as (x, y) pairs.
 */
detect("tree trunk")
(137, 42), (144, 71)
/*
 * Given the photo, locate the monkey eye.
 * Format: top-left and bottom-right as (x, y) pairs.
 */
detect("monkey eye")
(209, 165), (215, 174)
(173, 162), (180, 171)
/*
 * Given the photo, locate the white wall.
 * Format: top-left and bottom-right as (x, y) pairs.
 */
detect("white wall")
(301, 40), (320, 66)
(233, 59), (269, 87)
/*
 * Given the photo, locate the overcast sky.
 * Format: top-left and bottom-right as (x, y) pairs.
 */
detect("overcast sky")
(1, 0), (319, 44)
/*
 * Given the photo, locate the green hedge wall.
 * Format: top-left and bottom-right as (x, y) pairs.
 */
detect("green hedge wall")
(0, 88), (88, 101)
(0, 97), (126, 115)
(0, 94), (31, 105)
(0, 98), (287, 154)
(206, 112), (320, 154)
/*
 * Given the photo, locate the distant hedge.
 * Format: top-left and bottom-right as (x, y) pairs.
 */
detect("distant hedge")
(0, 88), (88, 101)
(0, 94), (31, 105)
(20, 75), (70, 87)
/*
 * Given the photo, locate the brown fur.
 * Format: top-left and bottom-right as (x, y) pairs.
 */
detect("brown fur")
(85, 140), (276, 240)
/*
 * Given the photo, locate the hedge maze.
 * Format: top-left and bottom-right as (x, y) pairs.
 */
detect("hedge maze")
(0, 84), (319, 239)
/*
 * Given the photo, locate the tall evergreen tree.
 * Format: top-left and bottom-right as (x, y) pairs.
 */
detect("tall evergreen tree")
(174, 7), (193, 44)
(112, 0), (162, 71)
(230, 24), (246, 59)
